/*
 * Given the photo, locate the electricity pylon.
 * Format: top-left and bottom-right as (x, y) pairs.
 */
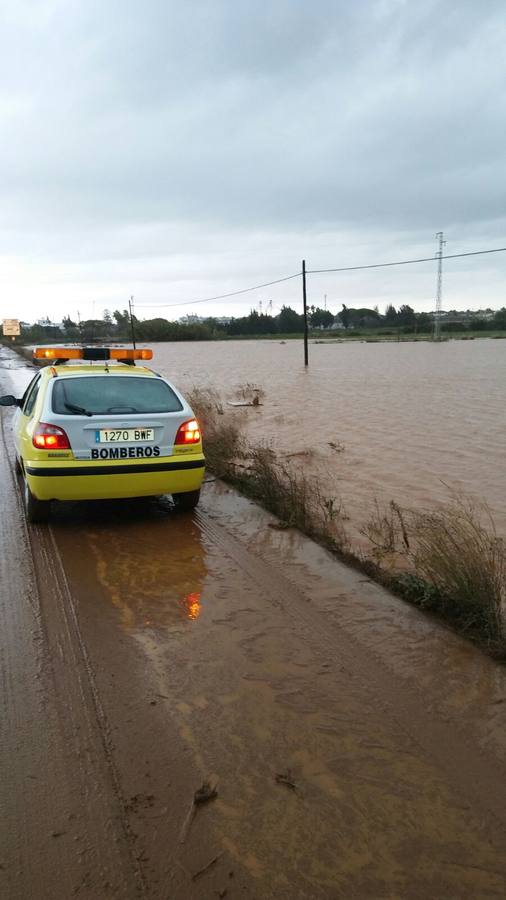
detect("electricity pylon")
(434, 232), (446, 341)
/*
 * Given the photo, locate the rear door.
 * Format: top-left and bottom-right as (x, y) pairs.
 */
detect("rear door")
(46, 373), (192, 461)
(15, 372), (43, 458)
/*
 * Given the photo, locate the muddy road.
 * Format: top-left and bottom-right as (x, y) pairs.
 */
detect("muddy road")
(3, 349), (506, 899)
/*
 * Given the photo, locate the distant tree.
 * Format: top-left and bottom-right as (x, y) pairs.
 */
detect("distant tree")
(470, 318), (488, 331)
(80, 319), (109, 341)
(113, 309), (130, 335)
(384, 304), (398, 324)
(225, 310), (275, 336)
(139, 317), (174, 340)
(416, 312), (433, 333)
(62, 315), (80, 339)
(247, 310), (275, 334)
(202, 317), (226, 336)
(340, 307), (381, 328)
(277, 305), (304, 333)
(397, 304), (416, 326)
(353, 307), (381, 328)
(339, 304), (350, 329)
(493, 307), (506, 329)
(21, 322), (64, 341)
(310, 307), (334, 328)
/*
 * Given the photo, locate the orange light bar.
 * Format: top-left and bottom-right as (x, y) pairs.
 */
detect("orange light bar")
(33, 347), (153, 361)
(109, 348), (153, 360)
(34, 347), (82, 359)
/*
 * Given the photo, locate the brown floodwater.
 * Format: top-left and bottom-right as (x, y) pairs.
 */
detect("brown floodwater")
(151, 337), (506, 541)
(4, 344), (506, 897)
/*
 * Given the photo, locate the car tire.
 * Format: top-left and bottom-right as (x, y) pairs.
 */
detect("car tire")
(173, 489), (200, 512)
(23, 479), (51, 523)
(14, 455), (22, 476)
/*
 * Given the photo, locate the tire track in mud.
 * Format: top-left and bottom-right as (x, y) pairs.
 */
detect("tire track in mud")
(195, 507), (506, 839)
(0, 407), (145, 900)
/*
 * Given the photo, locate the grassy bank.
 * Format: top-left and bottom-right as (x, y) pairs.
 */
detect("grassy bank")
(190, 386), (506, 659)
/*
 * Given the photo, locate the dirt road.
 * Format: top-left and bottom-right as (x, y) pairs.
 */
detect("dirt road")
(2, 348), (506, 899)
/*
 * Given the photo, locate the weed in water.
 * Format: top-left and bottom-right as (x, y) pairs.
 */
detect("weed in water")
(188, 387), (244, 476)
(360, 499), (410, 563)
(411, 497), (505, 643)
(235, 382), (265, 403)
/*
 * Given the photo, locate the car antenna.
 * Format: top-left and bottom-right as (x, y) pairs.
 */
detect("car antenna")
(129, 295), (137, 350)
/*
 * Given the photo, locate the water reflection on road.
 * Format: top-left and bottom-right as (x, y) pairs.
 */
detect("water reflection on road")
(50, 498), (207, 629)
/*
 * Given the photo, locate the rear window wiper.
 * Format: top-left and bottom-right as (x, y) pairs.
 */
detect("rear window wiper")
(64, 402), (93, 417)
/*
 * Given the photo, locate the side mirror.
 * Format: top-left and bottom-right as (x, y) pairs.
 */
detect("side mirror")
(0, 395), (20, 407)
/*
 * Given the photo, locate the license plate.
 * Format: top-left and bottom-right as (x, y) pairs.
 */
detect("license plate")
(96, 428), (155, 443)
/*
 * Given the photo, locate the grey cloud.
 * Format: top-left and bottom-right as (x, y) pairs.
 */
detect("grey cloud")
(1, 0), (505, 318)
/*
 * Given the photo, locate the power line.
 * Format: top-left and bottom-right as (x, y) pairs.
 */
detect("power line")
(135, 272), (300, 309)
(132, 245), (506, 311)
(307, 246), (506, 274)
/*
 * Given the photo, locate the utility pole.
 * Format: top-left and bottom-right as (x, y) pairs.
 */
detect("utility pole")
(324, 293), (327, 311)
(434, 232), (446, 341)
(129, 295), (137, 349)
(302, 259), (309, 366)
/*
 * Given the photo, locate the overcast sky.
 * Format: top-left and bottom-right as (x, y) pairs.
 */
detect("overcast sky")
(1, 0), (505, 323)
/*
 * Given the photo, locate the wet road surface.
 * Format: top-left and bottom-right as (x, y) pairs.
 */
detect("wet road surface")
(3, 348), (506, 899)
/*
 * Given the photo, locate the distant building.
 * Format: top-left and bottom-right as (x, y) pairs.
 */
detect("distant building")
(179, 314), (232, 326)
(36, 318), (64, 329)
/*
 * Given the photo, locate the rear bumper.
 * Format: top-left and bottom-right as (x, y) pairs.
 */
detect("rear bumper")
(24, 454), (205, 501)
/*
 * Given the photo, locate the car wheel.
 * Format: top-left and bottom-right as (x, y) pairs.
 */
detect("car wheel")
(23, 479), (51, 524)
(173, 489), (200, 512)
(14, 455), (22, 476)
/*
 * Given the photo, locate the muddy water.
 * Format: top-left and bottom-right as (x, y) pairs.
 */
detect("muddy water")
(43, 486), (506, 898)
(152, 338), (506, 539)
(4, 346), (506, 897)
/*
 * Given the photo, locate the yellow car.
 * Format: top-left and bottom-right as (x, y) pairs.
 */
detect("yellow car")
(0, 347), (205, 523)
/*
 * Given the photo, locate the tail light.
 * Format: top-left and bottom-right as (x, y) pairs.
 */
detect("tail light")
(175, 419), (201, 445)
(33, 422), (71, 450)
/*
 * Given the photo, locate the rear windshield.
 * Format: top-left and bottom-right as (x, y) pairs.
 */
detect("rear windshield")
(52, 376), (183, 415)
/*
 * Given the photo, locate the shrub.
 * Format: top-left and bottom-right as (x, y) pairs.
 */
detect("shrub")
(411, 497), (505, 643)
(187, 387), (244, 476)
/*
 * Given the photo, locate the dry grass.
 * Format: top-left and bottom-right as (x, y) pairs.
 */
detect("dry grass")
(188, 386), (244, 476)
(235, 382), (265, 403)
(360, 499), (410, 563)
(234, 444), (348, 549)
(411, 497), (506, 642)
(362, 495), (506, 646)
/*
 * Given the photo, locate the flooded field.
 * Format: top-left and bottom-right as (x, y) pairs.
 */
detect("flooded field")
(152, 338), (506, 541)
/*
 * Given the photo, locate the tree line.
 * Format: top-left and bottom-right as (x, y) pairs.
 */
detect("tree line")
(17, 303), (506, 343)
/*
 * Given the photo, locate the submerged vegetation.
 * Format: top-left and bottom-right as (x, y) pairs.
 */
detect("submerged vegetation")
(190, 387), (506, 656)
